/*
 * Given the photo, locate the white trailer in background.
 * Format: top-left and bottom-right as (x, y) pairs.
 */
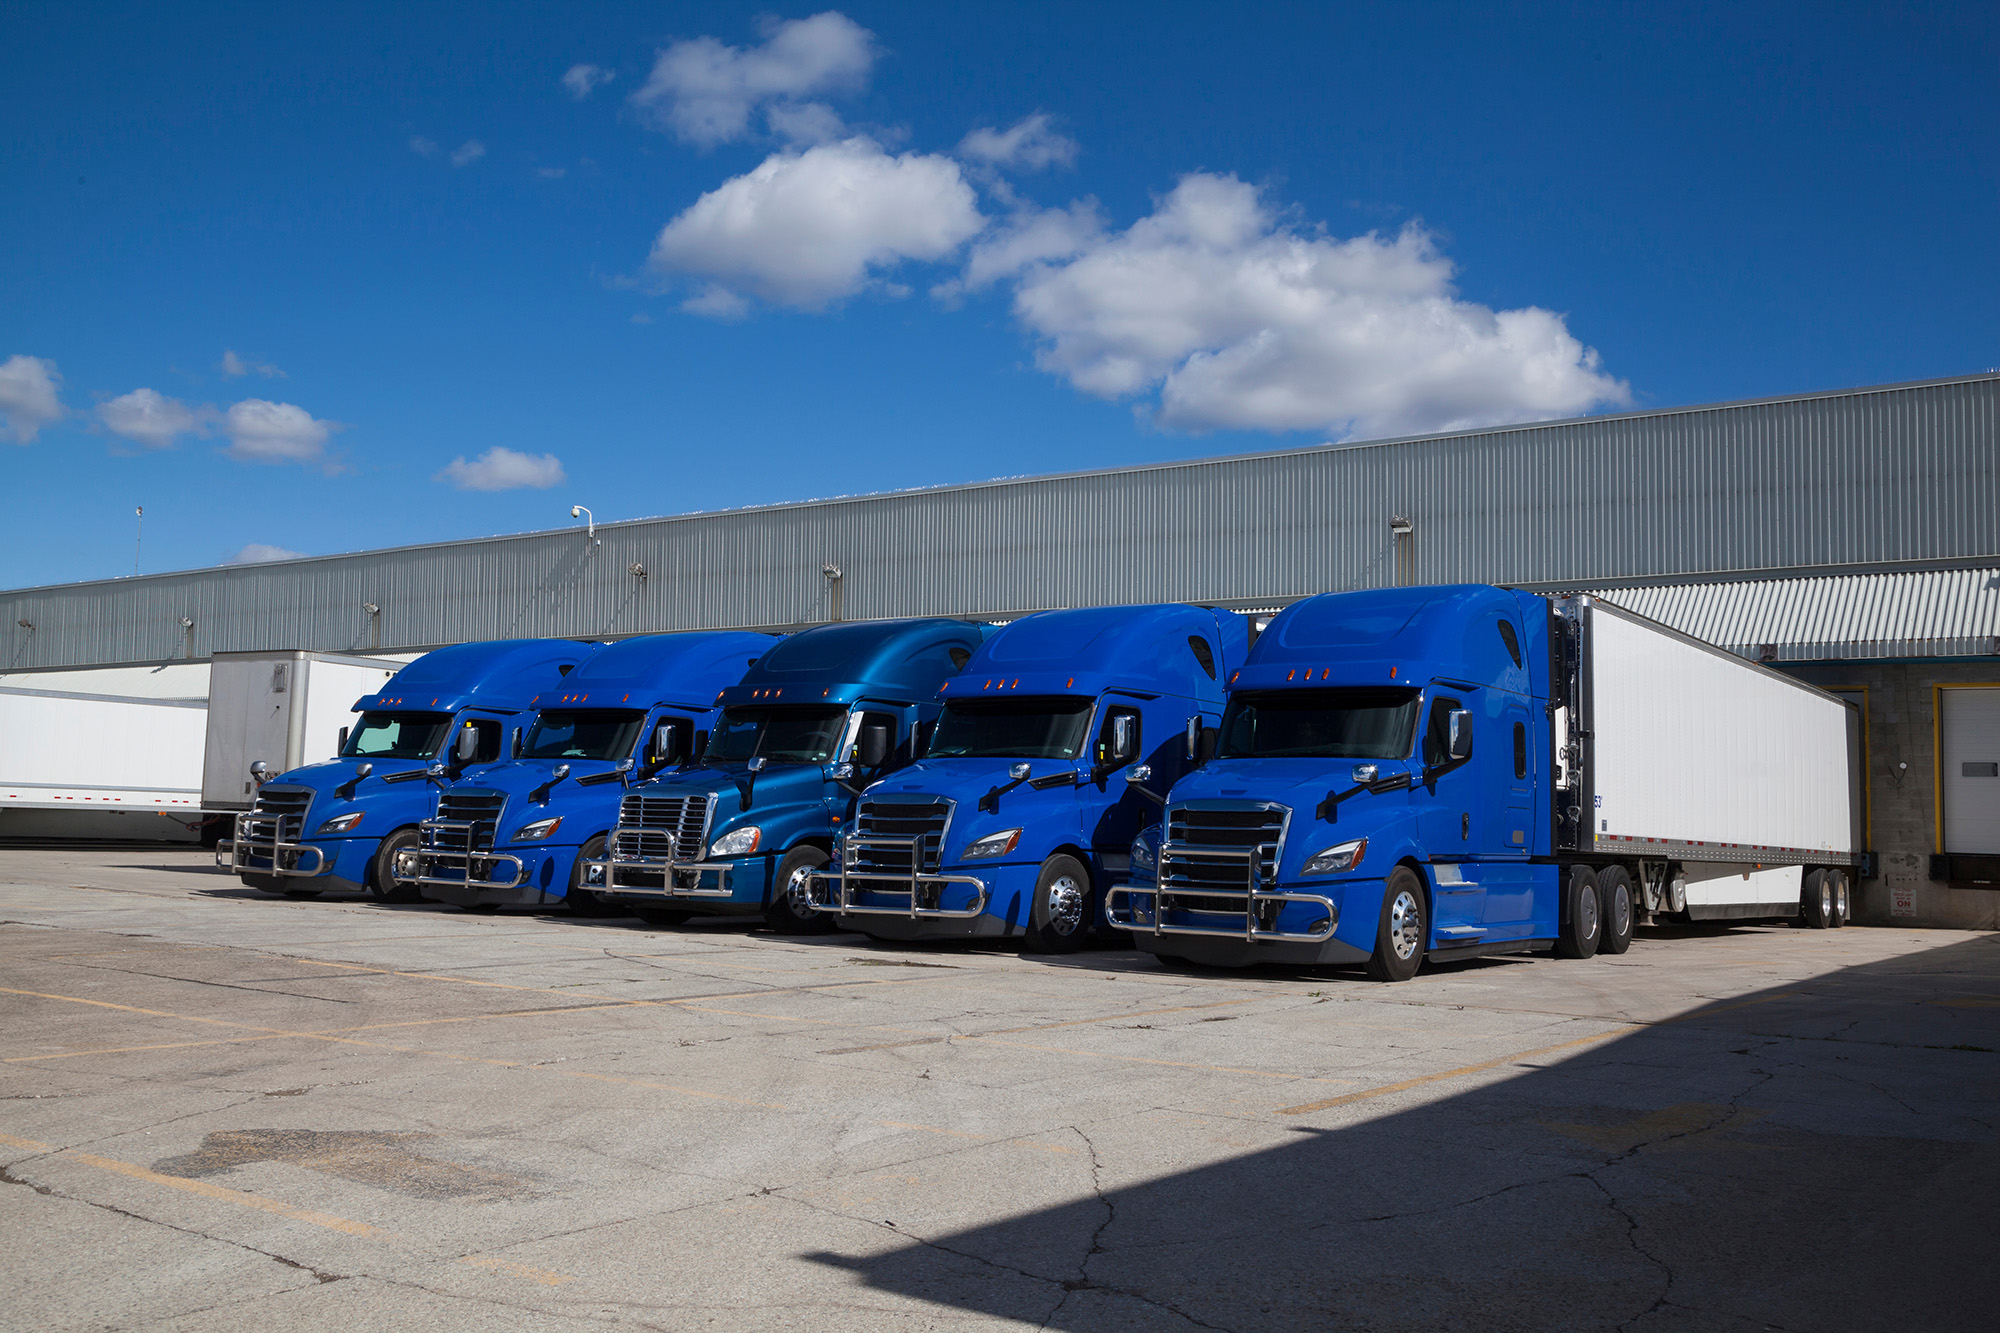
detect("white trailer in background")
(200, 651), (409, 812)
(1574, 596), (1863, 921)
(0, 662), (214, 841)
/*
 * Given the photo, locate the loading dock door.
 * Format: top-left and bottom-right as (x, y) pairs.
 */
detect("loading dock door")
(1940, 687), (2000, 855)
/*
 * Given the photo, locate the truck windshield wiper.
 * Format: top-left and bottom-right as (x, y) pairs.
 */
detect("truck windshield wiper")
(1314, 767), (1413, 822)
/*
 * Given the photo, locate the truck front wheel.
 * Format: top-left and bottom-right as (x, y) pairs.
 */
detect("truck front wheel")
(368, 829), (423, 904)
(1365, 867), (1427, 982)
(763, 845), (833, 934)
(1023, 854), (1095, 954)
(566, 836), (611, 916)
(1598, 866), (1634, 955)
(1557, 866), (1600, 959)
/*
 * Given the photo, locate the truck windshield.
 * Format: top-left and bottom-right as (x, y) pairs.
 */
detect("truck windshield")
(1217, 688), (1421, 760)
(342, 712), (452, 760)
(706, 706), (847, 765)
(931, 697), (1094, 759)
(521, 710), (646, 761)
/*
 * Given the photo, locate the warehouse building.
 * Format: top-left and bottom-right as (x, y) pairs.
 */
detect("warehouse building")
(4, 372), (1996, 927)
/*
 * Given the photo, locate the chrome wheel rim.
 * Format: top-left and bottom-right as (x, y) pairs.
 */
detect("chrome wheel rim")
(1610, 885), (1630, 936)
(785, 863), (816, 911)
(1578, 885), (1599, 941)
(1820, 885), (1833, 921)
(1388, 888), (1422, 960)
(1046, 875), (1085, 935)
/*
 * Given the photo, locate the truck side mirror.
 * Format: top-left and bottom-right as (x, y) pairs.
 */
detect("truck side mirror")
(1447, 709), (1473, 760)
(1111, 714), (1139, 765)
(249, 760), (271, 786)
(454, 724), (479, 765)
(1185, 717), (1201, 761)
(649, 719), (689, 768)
(338, 726), (349, 753)
(692, 729), (709, 763)
(856, 719), (893, 769)
(510, 727), (523, 758)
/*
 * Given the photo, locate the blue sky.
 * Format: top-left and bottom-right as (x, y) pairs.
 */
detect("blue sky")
(3, 2), (1994, 590)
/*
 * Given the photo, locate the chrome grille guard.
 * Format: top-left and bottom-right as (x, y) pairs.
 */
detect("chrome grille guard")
(1105, 800), (1338, 944)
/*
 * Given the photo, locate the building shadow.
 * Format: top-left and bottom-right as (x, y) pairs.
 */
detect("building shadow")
(807, 934), (2000, 1331)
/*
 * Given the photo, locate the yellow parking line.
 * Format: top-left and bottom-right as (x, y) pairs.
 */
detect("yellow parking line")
(1279, 1026), (1639, 1115)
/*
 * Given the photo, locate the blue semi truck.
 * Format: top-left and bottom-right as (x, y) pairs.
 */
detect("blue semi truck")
(1108, 586), (1861, 979)
(399, 631), (776, 912)
(218, 638), (595, 900)
(807, 603), (1247, 951)
(582, 617), (986, 931)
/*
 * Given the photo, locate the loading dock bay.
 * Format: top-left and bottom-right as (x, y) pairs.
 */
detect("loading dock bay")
(2, 849), (1996, 1331)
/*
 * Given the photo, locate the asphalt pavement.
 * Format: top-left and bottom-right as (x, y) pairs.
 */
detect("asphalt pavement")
(2, 847), (1995, 1331)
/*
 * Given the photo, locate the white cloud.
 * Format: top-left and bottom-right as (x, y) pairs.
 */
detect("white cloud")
(450, 140), (486, 167)
(997, 174), (1629, 438)
(649, 137), (983, 311)
(562, 63), (615, 100)
(630, 11), (876, 147)
(98, 388), (204, 449)
(957, 114), (1078, 172)
(227, 543), (306, 565)
(221, 399), (336, 465)
(0, 354), (63, 443)
(951, 199), (1103, 295)
(409, 136), (440, 157)
(435, 446), (566, 491)
(219, 349), (284, 379)
(537, 166), (567, 179)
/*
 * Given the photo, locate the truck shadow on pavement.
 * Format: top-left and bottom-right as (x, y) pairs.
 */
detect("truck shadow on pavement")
(807, 935), (2000, 1332)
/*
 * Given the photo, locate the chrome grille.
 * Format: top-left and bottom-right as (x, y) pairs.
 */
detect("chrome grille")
(243, 786), (312, 843)
(1162, 803), (1289, 909)
(851, 799), (951, 875)
(427, 789), (505, 853)
(613, 793), (712, 862)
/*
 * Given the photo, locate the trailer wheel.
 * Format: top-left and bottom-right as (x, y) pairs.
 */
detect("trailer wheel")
(763, 845), (833, 934)
(1024, 854), (1095, 954)
(1557, 866), (1600, 959)
(633, 905), (692, 928)
(367, 829), (423, 904)
(1598, 866), (1635, 955)
(1829, 870), (1851, 927)
(1802, 870), (1833, 929)
(1365, 867), (1427, 982)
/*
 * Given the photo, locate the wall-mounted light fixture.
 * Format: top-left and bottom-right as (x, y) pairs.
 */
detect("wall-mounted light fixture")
(1389, 516), (1415, 586)
(15, 620), (30, 630)
(362, 602), (380, 616)
(628, 563), (648, 579)
(822, 563), (844, 622)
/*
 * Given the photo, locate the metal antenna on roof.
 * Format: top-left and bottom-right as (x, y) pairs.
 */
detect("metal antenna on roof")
(133, 506), (143, 576)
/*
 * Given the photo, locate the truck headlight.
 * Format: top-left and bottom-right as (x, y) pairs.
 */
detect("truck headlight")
(961, 828), (1021, 860)
(512, 816), (562, 842)
(1129, 832), (1157, 875)
(709, 826), (762, 858)
(315, 812), (365, 835)
(1302, 838), (1366, 877)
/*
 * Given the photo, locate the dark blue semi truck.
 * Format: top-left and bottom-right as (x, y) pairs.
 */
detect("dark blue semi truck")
(1108, 586), (1860, 979)
(217, 639), (594, 900)
(807, 603), (1246, 951)
(583, 618), (987, 930)
(399, 631), (776, 912)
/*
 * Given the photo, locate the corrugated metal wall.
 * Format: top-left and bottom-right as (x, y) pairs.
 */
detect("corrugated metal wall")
(1595, 567), (2000, 660)
(5, 374), (1996, 670)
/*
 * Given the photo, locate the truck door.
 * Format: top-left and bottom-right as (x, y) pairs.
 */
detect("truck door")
(1087, 703), (1146, 853)
(1419, 691), (1485, 928)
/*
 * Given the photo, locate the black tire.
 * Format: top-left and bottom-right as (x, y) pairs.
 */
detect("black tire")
(1023, 854), (1095, 954)
(1365, 866), (1427, 982)
(632, 905), (692, 928)
(1556, 865), (1600, 959)
(762, 845), (832, 934)
(1801, 869), (1833, 929)
(566, 836), (613, 916)
(368, 828), (424, 904)
(1829, 870), (1850, 928)
(1597, 865), (1634, 956)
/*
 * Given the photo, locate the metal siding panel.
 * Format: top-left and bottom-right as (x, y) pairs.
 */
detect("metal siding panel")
(3, 375), (1995, 669)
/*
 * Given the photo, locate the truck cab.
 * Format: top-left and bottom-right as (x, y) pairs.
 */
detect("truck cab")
(1109, 585), (1558, 978)
(583, 618), (986, 932)
(400, 631), (775, 912)
(218, 639), (595, 900)
(809, 604), (1246, 952)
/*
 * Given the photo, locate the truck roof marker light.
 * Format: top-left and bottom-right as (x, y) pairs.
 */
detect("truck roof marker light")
(1066, 677), (1074, 688)
(1390, 666), (1398, 678)
(1287, 669), (1296, 681)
